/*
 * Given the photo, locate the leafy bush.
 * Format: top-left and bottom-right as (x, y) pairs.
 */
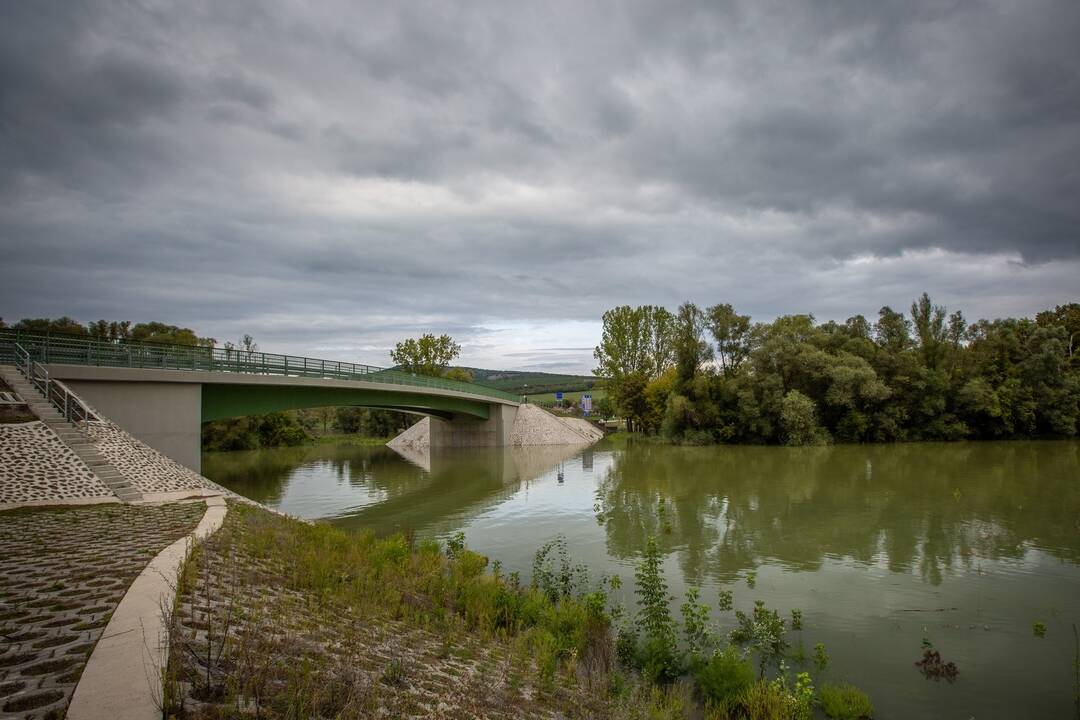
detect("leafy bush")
(819, 682), (874, 719)
(730, 600), (789, 678)
(634, 635), (680, 684)
(694, 647), (754, 706)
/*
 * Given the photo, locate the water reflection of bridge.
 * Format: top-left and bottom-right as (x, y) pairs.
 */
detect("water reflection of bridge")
(337, 444), (588, 536)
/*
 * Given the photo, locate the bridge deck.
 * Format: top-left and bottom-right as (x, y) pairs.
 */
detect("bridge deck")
(0, 331), (520, 407)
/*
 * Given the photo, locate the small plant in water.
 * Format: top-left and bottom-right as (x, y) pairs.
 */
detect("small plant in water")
(794, 671), (815, 715)
(791, 608), (803, 631)
(532, 534), (588, 602)
(746, 571), (757, 589)
(445, 531), (466, 559)
(634, 536), (680, 682)
(813, 642), (829, 671)
(680, 586), (711, 660)
(1032, 620), (1047, 638)
(718, 588), (734, 613)
(915, 641), (959, 682)
(730, 600), (788, 679)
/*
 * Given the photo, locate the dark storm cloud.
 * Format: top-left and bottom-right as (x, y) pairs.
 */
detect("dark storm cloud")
(1, 0), (1078, 371)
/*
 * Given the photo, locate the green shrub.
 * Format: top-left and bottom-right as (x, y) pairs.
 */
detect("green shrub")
(638, 635), (682, 683)
(694, 647), (754, 706)
(820, 682), (873, 719)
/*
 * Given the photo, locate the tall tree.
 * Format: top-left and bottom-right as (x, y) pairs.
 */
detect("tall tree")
(390, 333), (461, 377)
(594, 306), (652, 379)
(910, 292), (948, 370)
(673, 302), (711, 385)
(706, 303), (752, 376)
(874, 306), (910, 355)
(644, 305), (676, 378)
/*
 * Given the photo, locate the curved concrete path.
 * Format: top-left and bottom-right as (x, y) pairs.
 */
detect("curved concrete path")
(67, 496), (227, 720)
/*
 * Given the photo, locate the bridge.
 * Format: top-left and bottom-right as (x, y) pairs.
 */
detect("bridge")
(0, 331), (520, 472)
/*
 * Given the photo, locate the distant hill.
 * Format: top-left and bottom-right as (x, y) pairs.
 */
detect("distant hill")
(462, 368), (602, 395)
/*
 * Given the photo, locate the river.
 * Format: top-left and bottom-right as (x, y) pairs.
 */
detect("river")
(202, 438), (1080, 719)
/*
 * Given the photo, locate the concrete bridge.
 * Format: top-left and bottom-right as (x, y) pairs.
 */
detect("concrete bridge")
(1, 332), (519, 472)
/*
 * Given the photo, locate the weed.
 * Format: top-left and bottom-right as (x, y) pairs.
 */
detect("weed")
(737, 677), (812, 720)
(746, 571), (757, 589)
(718, 588), (734, 613)
(1033, 620), (1047, 638)
(820, 682), (874, 719)
(813, 642), (829, 671)
(380, 658), (407, 687)
(915, 647), (959, 682)
(791, 609), (803, 631)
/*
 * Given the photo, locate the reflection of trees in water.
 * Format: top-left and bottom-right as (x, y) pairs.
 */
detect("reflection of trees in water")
(202, 445), (320, 504)
(594, 440), (1080, 587)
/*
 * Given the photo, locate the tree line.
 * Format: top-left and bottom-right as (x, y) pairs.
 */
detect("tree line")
(1, 316), (219, 347)
(593, 296), (1079, 444)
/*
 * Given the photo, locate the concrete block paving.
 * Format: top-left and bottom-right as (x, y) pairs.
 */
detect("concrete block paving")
(0, 424), (114, 507)
(0, 503), (206, 718)
(87, 422), (224, 497)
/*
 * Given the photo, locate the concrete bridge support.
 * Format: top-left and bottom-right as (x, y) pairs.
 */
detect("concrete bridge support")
(62, 379), (203, 472)
(428, 404), (517, 448)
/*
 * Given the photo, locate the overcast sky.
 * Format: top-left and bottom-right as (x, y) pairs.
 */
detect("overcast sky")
(1, 1), (1077, 373)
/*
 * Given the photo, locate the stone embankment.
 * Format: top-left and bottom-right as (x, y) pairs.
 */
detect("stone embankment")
(1, 365), (232, 719)
(388, 403), (603, 453)
(0, 365), (232, 509)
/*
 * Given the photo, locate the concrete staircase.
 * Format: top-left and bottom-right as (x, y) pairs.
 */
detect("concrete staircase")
(0, 365), (142, 502)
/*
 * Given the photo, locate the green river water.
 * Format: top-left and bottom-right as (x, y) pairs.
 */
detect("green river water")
(203, 438), (1080, 719)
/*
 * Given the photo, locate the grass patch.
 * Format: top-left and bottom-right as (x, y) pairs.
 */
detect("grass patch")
(820, 682), (874, 719)
(166, 505), (868, 719)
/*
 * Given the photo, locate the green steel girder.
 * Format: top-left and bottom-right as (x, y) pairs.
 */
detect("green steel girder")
(200, 383), (491, 422)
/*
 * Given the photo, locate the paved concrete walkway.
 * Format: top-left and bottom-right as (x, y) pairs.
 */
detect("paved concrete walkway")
(67, 497), (227, 720)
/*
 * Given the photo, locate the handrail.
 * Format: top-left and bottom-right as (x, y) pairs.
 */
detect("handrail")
(13, 343), (98, 433)
(0, 330), (519, 403)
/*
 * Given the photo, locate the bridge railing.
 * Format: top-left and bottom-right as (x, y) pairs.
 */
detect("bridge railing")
(0, 330), (519, 403)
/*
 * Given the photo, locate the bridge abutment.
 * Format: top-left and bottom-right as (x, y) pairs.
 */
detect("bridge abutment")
(428, 403), (517, 448)
(57, 379), (204, 473)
